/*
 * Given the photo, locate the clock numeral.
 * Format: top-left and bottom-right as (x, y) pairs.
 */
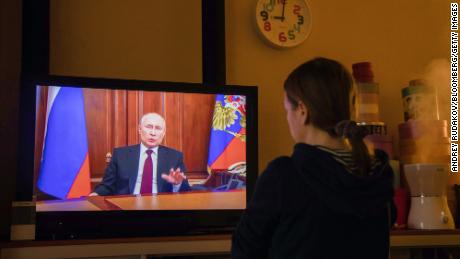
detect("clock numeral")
(297, 15), (304, 25)
(288, 30), (295, 40)
(263, 3), (274, 12)
(293, 4), (301, 15)
(279, 32), (287, 42)
(293, 24), (301, 33)
(260, 10), (269, 21)
(264, 21), (272, 31)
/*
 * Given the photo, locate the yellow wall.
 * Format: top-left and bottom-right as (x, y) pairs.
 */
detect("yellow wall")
(227, 0), (450, 170)
(50, 0), (202, 83)
(50, 0), (450, 172)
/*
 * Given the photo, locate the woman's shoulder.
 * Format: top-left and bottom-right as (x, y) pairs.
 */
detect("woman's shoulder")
(268, 156), (295, 170)
(259, 156), (295, 180)
(270, 155), (293, 165)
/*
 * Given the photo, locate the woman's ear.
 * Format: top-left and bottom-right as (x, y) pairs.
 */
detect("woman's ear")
(297, 101), (309, 124)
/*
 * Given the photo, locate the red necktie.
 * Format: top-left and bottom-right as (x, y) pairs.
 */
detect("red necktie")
(140, 149), (153, 194)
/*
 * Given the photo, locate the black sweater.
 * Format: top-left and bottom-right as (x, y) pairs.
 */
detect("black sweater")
(232, 143), (396, 259)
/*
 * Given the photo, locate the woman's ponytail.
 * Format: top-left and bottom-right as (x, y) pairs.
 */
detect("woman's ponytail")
(334, 120), (371, 177)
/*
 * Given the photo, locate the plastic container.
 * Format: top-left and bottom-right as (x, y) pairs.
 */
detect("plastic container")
(401, 81), (437, 121)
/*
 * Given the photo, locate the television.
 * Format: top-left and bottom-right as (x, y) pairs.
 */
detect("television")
(17, 75), (258, 240)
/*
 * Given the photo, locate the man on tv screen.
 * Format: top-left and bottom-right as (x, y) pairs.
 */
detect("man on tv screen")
(92, 112), (191, 196)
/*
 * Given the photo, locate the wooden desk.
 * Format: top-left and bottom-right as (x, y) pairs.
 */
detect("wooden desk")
(1, 230), (460, 258)
(36, 190), (246, 211)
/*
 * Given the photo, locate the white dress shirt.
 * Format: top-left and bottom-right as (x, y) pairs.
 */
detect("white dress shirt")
(133, 143), (181, 194)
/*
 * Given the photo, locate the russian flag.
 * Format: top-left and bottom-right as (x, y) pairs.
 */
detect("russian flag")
(207, 94), (246, 171)
(37, 86), (91, 199)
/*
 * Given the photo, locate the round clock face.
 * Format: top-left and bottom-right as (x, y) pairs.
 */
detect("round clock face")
(255, 0), (312, 48)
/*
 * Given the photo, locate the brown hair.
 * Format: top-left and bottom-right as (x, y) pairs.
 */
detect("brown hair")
(284, 57), (371, 176)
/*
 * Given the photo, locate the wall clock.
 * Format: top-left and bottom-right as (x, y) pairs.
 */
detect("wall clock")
(255, 0), (312, 48)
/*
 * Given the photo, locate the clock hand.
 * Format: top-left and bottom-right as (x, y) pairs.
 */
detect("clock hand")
(273, 0), (286, 21)
(280, 0), (286, 21)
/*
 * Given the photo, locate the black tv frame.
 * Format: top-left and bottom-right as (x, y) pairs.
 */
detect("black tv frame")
(18, 75), (258, 240)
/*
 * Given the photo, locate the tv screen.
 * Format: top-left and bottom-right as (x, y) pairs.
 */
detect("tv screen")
(18, 76), (258, 239)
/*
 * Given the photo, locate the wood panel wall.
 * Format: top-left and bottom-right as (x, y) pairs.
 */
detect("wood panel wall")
(34, 87), (215, 190)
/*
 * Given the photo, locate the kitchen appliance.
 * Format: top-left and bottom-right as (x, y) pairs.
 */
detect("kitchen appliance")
(404, 164), (454, 229)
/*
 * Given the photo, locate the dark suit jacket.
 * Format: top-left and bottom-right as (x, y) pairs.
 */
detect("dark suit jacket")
(94, 144), (191, 195)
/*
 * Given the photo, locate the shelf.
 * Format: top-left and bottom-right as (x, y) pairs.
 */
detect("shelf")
(2, 230), (460, 258)
(390, 229), (460, 248)
(1, 235), (231, 259)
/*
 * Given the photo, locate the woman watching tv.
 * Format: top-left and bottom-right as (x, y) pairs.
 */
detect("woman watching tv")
(232, 57), (396, 259)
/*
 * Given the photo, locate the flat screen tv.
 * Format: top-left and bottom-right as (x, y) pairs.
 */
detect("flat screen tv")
(17, 76), (258, 240)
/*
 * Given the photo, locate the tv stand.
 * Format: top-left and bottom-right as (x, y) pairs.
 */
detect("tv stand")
(2, 230), (460, 258)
